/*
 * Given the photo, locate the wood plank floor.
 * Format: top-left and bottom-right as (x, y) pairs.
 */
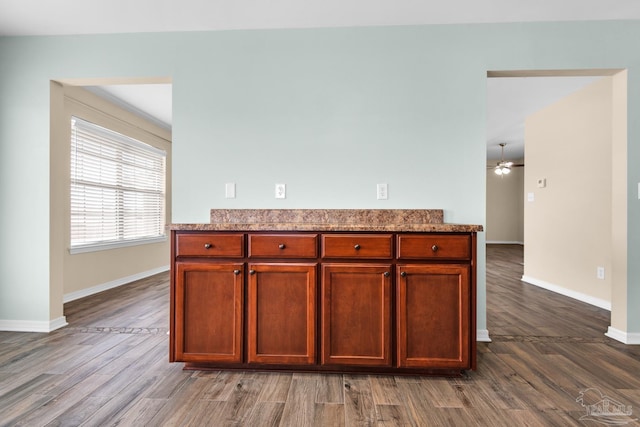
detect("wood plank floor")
(1, 244), (639, 426)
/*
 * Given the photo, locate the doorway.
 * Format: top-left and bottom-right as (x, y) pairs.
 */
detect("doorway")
(50, 78), (172, 327)
(485, 69), (627, 337)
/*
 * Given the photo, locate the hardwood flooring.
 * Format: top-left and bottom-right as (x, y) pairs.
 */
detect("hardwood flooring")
(1, 244), (639, 426)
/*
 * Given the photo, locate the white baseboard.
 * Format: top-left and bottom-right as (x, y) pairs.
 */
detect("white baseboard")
(0, 316), (68, 333)
(521, 275), (611, 311)
(606, 327), (640, 345)
(0, 267), (168, 333)
(63, 265), (170, 303)
(486, 241), (524, 245)
(477, 329), (492, 342)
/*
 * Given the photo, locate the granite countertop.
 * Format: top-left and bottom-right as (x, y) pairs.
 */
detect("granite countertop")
(170, 209), (483, 233)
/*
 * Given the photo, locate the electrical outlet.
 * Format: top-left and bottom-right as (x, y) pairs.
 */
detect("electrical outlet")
(275, 183), (286, 199)
(377, 183), (388, 200)
(597, 266), (605, 280)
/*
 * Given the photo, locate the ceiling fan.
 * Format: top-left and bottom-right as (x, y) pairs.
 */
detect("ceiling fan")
(492, 143), (524, 176)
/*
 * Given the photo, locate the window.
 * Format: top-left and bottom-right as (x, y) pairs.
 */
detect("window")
(70, 116), (166, 253)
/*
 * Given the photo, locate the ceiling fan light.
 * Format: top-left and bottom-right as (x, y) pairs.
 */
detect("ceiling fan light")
(494, 142), (514, 177)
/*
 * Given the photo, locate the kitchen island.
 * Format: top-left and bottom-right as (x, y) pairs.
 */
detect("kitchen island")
(170, 209), (482, 375)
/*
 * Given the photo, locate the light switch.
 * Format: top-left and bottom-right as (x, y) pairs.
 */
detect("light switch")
(537, 178), (546, 188)
(527, 192), (535, 202)
(225, 182), (236, 199)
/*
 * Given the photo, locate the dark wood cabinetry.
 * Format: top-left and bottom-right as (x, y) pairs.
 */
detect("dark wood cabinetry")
(247, 263), (316, 365)
(321, 264), (392, 367)
(170, 228), (477, 374)
(175, 233), (244, 258)
(397, 264), (470, 368)
(173, 262), (243, 363)
(321, 234), (393, 259)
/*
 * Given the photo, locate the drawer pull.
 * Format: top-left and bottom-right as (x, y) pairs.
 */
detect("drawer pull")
(383, 271), (390, 277)
(431, 245), (438, 252)
(400, 271), (407, 277)
(354, 244), (361, 250)
(249, 269), (256, 275)
(233, 269), (241, 275)
(204, 243), (212, 249)
(278, 243), (286, 249)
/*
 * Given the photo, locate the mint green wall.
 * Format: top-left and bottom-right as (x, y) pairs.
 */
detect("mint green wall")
(171, 27), (487, 222)
(1, 21), (639, 335)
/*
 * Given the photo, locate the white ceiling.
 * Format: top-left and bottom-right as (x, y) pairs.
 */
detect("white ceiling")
(486, 76), (601, 161)
(2, 0), (634, 161)
(1, 0), (640, 36)
(85, 85), (173, 131)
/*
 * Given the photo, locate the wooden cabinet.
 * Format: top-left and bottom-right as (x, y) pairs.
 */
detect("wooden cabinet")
(246, 233), (318, 365)
(396, 264), (470, 368)
(173, 262), (243, 363)
(321, 234), (393, 259)
(248, 234), (318, 258)
(247, 263), (316, 365)
(321, 264), (392, 367)
(175, 233), (244, 258)
(396, 234), (474, 369)
(397, 234), (470, 260)
(170, 229), (477, 374)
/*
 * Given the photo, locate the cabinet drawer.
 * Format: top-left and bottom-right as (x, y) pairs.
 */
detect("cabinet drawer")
(322, 234), (393, 259)
(175, 233), (244, 258)
(248, 234), (318, 258)
(397, 234), (470, 260)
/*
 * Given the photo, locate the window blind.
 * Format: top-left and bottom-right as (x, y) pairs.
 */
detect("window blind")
(70, 116), (166, 252)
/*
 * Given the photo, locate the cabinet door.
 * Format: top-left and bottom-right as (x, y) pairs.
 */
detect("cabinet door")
(321, 264), (392, 367)
(397, 264), (470, 369)
(247, 263), (317, 365)
(174, 262), (243, 363)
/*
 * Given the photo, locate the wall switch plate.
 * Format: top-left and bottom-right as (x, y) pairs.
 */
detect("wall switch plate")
(225, 182), (236, 198)
(527, 192), (535, 202)
(597, 266), (605, 280)
(537, 178), (546, 188)
(275, 183), (286, 199)
(377, 183), (388, 200)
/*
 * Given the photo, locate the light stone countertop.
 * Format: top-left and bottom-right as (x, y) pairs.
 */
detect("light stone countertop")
(170, 209), (483, 233)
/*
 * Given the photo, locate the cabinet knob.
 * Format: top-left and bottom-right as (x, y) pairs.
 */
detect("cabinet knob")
(383, 271), (390, 277)
(354, 244), (361, 250)
(431, 245), (438, 252)
(400, 271), (407, 277)
(204, 243), (212, 249)
(233, 269), (241, 275)
(249, 269), (256, 275)
(278, 243), (286, 249)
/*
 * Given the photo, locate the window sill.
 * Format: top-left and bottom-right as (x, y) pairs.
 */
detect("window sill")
(69, 236), (167, 255)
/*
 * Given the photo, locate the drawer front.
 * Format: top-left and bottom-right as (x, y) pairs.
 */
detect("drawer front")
(175, 233), (244, 258)
(397, 234), (470, 260)
(322, 234), (393, 259)
(249, 234), (318, 258)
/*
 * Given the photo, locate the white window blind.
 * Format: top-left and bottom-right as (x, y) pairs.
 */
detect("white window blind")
(70, 116), (166, 253)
